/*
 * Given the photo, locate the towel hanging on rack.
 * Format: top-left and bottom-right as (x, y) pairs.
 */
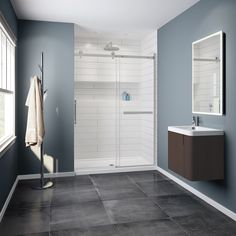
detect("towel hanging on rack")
(25, 76), (45, 147)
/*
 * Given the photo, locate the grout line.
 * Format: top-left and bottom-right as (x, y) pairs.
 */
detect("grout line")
(126, 172), (195, 235)
(125, 174), (150, 198)
(168, 217), (191, 236)
(88, 175), (116, 225)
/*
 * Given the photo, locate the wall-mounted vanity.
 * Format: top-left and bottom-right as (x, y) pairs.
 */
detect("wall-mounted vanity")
(168, 126), (224, 181)
(168, 31), (225, 181)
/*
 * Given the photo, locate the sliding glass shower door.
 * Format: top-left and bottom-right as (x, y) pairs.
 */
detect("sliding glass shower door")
(116, 57), (155, 167)
(74, 54), (155, 171)
(74, 56), (117, 169)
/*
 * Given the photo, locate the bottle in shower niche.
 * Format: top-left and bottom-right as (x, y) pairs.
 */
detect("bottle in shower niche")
(122, 91), (131, 101)
(126, 93), (131, 101)
(122, 91), (127, 101)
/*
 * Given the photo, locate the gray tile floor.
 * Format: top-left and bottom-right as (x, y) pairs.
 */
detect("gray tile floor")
(0, 171), (236, 235)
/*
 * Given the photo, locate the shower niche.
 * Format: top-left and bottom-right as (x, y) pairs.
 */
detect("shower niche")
(74, 46), (156, 171)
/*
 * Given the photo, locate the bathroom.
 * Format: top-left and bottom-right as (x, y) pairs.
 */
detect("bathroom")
(0, 0), (236, 235)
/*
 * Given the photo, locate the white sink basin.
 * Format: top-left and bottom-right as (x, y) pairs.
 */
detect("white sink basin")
(168, 126), (224, 136)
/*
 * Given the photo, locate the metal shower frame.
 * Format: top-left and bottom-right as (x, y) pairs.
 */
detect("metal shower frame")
(74, 51), (157, 168)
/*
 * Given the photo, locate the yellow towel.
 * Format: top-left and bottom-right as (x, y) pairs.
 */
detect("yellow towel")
(25, 76), (45, 147)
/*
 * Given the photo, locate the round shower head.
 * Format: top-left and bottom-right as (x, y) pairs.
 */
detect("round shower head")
(104, 42), (119, 51)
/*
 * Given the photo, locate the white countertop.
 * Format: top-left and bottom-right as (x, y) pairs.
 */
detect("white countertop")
(168, 126), (224, 136)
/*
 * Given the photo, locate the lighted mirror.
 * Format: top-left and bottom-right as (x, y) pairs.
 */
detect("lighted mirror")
(192, 31), (224, 115)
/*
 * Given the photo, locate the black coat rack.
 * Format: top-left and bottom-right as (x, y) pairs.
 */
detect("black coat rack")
(33, 52), (53, 190)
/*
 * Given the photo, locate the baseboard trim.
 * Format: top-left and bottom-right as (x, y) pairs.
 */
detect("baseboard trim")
(18, 171), (76, 180)
(75, 166), (156, 175)
(156, 166), (236, 221)
(0, 176), (19, 222)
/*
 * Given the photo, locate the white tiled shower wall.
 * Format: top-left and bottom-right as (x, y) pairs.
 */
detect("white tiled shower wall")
(140, 32), (157, 164)
(74, 30), (157, 167)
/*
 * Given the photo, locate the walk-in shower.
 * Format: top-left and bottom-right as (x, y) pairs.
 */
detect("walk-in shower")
(74, 46), (156, 172)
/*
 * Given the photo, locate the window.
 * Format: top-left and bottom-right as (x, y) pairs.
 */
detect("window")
(0, 18), (16, 153)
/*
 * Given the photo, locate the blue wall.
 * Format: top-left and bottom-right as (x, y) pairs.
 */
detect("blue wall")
(0, 0), (17, 34)
(17, 20), (74, 174)
(0, 1), (18, 210)
(158, 0), (236, 212)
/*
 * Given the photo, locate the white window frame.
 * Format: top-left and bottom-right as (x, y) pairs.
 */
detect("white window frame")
(0, 14), (16, 155)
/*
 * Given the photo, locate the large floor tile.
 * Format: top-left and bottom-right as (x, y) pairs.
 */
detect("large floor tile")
(51, 185), (100, 206)
(51, 224), (119, 236)
(173, 210), (233, 235)
(53, 175), (93, 185)
(211, 222), (236, 236)
(96, 184), (146, 200)
(90, 173), (134, 187)
(103, 198), (168, 224)
(151, 194), (207, 217)
(127, 171), (167, 183)
(115, 219), (187, 236)
(8, 185), (53, 210)
(52, 176), (93, 193)
(50, 201), (111, 231)
(136, 180), (186, 197)
(0, 207), (50, 236)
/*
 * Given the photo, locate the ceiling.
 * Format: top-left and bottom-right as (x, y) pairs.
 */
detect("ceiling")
(11, 0), (199, 38)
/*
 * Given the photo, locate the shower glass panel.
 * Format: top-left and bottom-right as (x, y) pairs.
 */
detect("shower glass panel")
(117, 57), (154, 167)
(74, 56), (117, 170)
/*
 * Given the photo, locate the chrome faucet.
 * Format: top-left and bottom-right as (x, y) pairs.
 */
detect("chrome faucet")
(192, 116), (200, 129)
(196, 116), (200, 126)
(192, 116), (196, 129)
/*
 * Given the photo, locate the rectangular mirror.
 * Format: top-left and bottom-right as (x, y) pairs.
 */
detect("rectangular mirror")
(192, 31), (224, 115)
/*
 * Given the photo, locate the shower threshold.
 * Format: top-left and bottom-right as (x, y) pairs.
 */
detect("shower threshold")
(74, 156), (155, 174)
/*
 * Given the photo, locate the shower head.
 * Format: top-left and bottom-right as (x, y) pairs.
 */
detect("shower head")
(104, 42), (119, 51)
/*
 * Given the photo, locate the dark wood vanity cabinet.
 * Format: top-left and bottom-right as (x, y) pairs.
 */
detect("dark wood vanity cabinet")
(168, 131), (224, 181)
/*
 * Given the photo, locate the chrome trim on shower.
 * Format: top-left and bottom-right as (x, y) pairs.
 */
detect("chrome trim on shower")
(74, 99), (77, 125)
(75, 51), (154, 60)
(123, 111), (153, 115)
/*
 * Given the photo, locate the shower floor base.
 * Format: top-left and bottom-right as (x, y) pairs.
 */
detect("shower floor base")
(75, 156), (153, 172)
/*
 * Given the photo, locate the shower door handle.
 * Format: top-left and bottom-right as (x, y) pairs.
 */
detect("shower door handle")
(74, 99), (77, 124)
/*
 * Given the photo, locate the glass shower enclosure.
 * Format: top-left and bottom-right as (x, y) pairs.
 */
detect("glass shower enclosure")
(74, 52), (155, 171)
